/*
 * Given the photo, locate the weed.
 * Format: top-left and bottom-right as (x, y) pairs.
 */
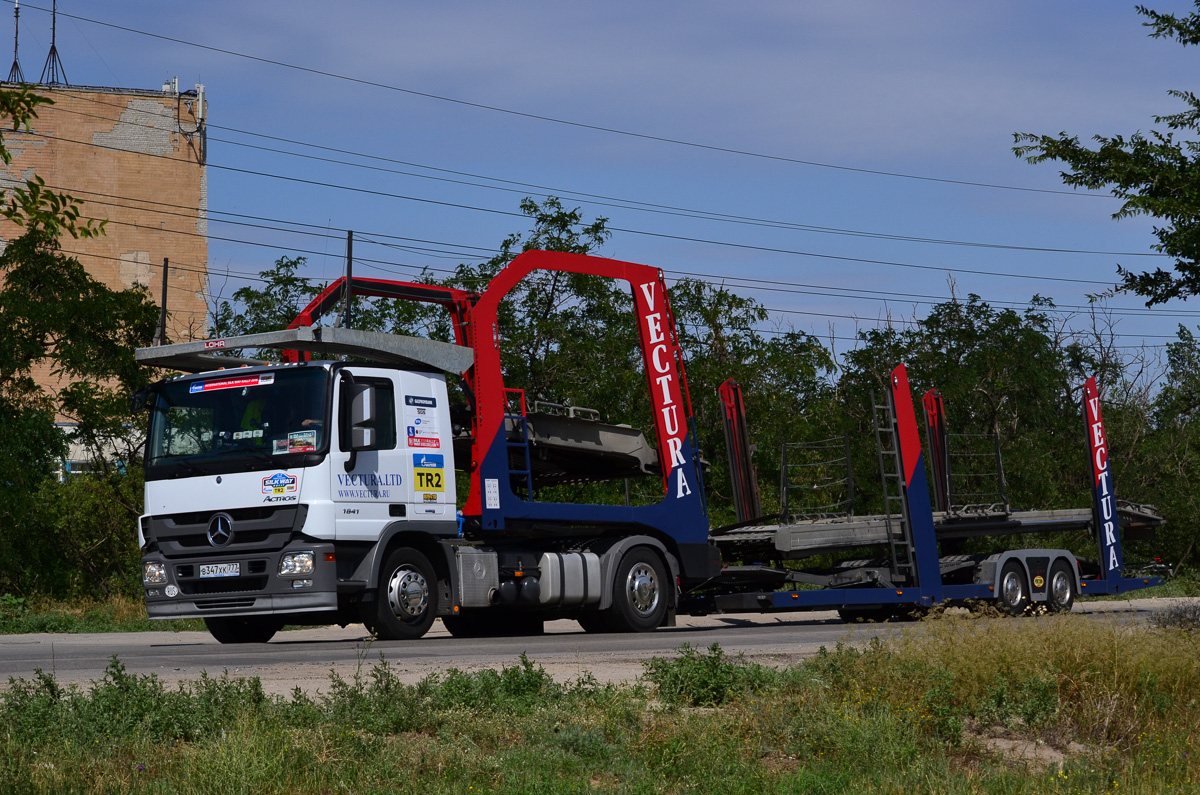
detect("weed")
(0, 594), (204, 634)
(4, 616), (1200, 792)
(643, 642), (775, 707)
(1152, 600), (1200, 631)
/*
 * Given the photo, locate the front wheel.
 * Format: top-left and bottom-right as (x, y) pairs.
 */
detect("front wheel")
(1046, 559), (1076, 614)
(998, 560), (1030, 617)
(608, 548), (669, 632)
(204, 615), (283, 644)
(368, 547), (438, 640)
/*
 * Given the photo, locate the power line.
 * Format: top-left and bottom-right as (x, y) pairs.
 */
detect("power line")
(50, 93), (1163, 259)
(28, 1), (1119, 199)
(19, 124), (1126, 288)
(34, 174), (1200, 322)
(53, 241), (1179, 351)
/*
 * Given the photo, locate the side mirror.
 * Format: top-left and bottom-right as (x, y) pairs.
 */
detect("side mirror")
(129, 386), (153, 414)
(347, 383), (378, 451)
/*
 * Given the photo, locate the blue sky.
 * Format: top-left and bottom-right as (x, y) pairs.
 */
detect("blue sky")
(14, 1), (1200, 359)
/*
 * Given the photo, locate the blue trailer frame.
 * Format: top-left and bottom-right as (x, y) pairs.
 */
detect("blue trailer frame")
(687, 363), (1164, 615)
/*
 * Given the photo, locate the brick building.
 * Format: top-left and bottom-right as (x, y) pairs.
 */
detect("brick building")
(0, 80), (210, 470)
(0, 81), (209, 338)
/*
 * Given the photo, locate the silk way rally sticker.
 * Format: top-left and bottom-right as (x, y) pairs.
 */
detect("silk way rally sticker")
(262, 472), (298, 495)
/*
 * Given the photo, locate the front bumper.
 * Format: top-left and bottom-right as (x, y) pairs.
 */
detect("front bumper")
(143, 539), (338, 619)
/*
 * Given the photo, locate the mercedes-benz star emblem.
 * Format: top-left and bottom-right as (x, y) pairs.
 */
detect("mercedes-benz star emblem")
(207, 513), (234, 548)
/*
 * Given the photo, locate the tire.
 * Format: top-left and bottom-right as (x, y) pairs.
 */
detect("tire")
(204, 615), (283, 644)
(370, 547), (438, 640)
(607, 548), (669, 633)
(998, 560), (1030, 617)
(443, 611), (544, 638)
(1046, 559), (1076, 614)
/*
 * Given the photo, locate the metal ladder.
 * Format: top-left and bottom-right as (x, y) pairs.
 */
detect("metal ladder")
(504, 388), (534, 500)
(872, 390), (917, 584)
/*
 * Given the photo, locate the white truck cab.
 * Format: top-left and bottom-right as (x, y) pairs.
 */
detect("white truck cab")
(137, 328), (470, 642)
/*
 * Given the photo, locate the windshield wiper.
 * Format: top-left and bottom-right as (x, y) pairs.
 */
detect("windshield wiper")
(160, 458), (205, 477)
(214, 444), (276, 464)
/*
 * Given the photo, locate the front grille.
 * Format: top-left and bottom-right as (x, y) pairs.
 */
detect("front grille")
(176, 561), (267, 580)
(183, 576), (269, 595)
(170, 506), (279, 525)
(195, 597), (257, 610)
(171, 529), (276, 548)
(146, 505), (307, 557)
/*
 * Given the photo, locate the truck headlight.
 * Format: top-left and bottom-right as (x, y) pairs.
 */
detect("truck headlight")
(143, 561), (167, 585)
(279, 552), (315, 576)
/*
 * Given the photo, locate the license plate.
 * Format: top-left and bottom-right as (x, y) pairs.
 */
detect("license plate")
(199, 563), (240, 578)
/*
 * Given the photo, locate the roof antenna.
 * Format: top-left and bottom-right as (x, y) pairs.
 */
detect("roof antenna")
(7, 0), (22, 83)
(39, 0), (66, 86)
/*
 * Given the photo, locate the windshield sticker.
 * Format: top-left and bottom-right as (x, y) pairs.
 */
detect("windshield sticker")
(288, 430), (317, 453)
(189, 373), (275, 393)
(273, 439), (289, 455)
(232, 430), (264, 440)
(262, 472), (298, 495)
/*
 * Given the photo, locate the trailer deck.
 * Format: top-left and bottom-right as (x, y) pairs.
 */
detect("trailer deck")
(714, 502), (1163, 560)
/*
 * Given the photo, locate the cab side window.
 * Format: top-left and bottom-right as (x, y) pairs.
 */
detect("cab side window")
(340, 376), (397, 451)
(374, 381), (397, 450)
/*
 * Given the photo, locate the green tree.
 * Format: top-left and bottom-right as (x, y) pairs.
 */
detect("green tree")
(213, 256), (320, 340)
(1014, 2), (1200, 305)
(0, 87), (159, 598)
(1122, 325), (1200, 571)
(840, 296), (1091, 514)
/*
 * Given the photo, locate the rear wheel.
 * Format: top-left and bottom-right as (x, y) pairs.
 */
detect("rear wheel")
(608, 548), (669, 632)
(998, 560), (1030, 617)
(204, 615), (283, 644)
(369, 547), (438, 640)
(1046, 559), (1076, 614)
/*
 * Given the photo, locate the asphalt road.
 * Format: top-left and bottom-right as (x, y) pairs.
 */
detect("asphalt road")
(0, 598), (1182, 695)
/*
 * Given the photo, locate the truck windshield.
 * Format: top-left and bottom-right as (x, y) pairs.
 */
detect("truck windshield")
(146, 367), (329, 477)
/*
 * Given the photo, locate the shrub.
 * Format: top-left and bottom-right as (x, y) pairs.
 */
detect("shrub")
(643, 642), (776, 707)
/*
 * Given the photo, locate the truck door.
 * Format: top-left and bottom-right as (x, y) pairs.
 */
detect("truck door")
(330, 370), (409, 541)
(399, 372), (455, 518)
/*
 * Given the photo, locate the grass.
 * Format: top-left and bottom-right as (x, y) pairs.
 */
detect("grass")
(1079, 570), (1200, 600)
(0, 593), (204, 634)
(3, 614), (1199, 793)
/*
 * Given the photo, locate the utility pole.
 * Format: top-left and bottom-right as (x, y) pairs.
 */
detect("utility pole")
(153, 258), (169, 346)
(337, 230), (353, 328)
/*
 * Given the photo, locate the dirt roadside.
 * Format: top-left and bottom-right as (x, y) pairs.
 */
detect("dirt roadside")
(1, 596), (1186, 696)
